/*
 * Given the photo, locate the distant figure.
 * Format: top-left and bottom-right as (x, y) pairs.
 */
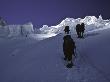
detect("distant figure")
(63, 35), (76, 68)
(80, 23), (85, 38)
(76, 23), (85, 38)
(64, 26), (70, 34)
(76, 24), (81, 38)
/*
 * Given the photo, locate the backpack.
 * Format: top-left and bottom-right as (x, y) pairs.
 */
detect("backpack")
(63, 35), (75, 50)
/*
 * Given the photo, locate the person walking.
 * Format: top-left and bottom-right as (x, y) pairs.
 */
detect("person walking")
(64, 26), (70, 34)
(63, 35), (76, 68)
(80, 23), (85, 38)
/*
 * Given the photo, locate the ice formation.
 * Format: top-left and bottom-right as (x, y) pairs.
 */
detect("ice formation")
(40, 15), (110, 34)
(0, 22), (34, 37)
(0, 15), (110, 37)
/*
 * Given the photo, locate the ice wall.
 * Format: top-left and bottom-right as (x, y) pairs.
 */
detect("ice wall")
(0, 22), (34, 37)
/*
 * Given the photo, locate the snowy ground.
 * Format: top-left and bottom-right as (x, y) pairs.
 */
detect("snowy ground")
(0, 28), (110, 82)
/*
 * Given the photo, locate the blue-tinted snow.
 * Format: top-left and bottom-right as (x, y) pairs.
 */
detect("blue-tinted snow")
(0, 27), (110, 82)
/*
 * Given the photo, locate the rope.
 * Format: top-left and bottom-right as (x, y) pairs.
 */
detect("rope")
(75, 48), (110, 82)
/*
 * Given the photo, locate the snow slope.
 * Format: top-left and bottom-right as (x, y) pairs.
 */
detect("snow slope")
(0, 26), (110, 82)
(79, 28), (110, 81)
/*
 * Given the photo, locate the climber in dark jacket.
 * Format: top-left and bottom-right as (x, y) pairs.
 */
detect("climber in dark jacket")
(80, 23), (85, 38)
(64, 26), (70, 34)
(76, 24), (81, 38)
(63, 35), (76, 68)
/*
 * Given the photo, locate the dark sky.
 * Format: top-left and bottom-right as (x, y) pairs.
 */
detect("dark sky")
(0, 0), (110, 27)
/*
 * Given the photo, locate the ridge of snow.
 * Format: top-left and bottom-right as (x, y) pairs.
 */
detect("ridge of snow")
(40, 15), (110, 34)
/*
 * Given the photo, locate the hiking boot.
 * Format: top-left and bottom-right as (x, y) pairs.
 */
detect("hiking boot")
(66, 63), (73, 68)
(66, 61), (74, 68)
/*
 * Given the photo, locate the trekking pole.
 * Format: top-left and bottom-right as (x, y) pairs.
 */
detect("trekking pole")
(74, 48), (77, 58)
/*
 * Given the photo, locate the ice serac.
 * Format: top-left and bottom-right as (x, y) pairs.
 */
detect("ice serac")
(7, 25), (21, 37)
(21, 22), (34, 36)
(40, 15), (110, 34)
(0, 22), (34, 37)
(8, 23), (34, 37)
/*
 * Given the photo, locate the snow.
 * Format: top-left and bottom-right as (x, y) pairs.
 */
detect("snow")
(0, 15), (110, 38)
(0, 17), (7, 26)
(0, 16), (110, 82)
(80, 29), (110, 80)
(21, 22), (34, 36)
(0, 27), (110, 82)
(28, 33), (57, 40)
(40, 15), (110, 34)
(0, 22), (34, 37)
